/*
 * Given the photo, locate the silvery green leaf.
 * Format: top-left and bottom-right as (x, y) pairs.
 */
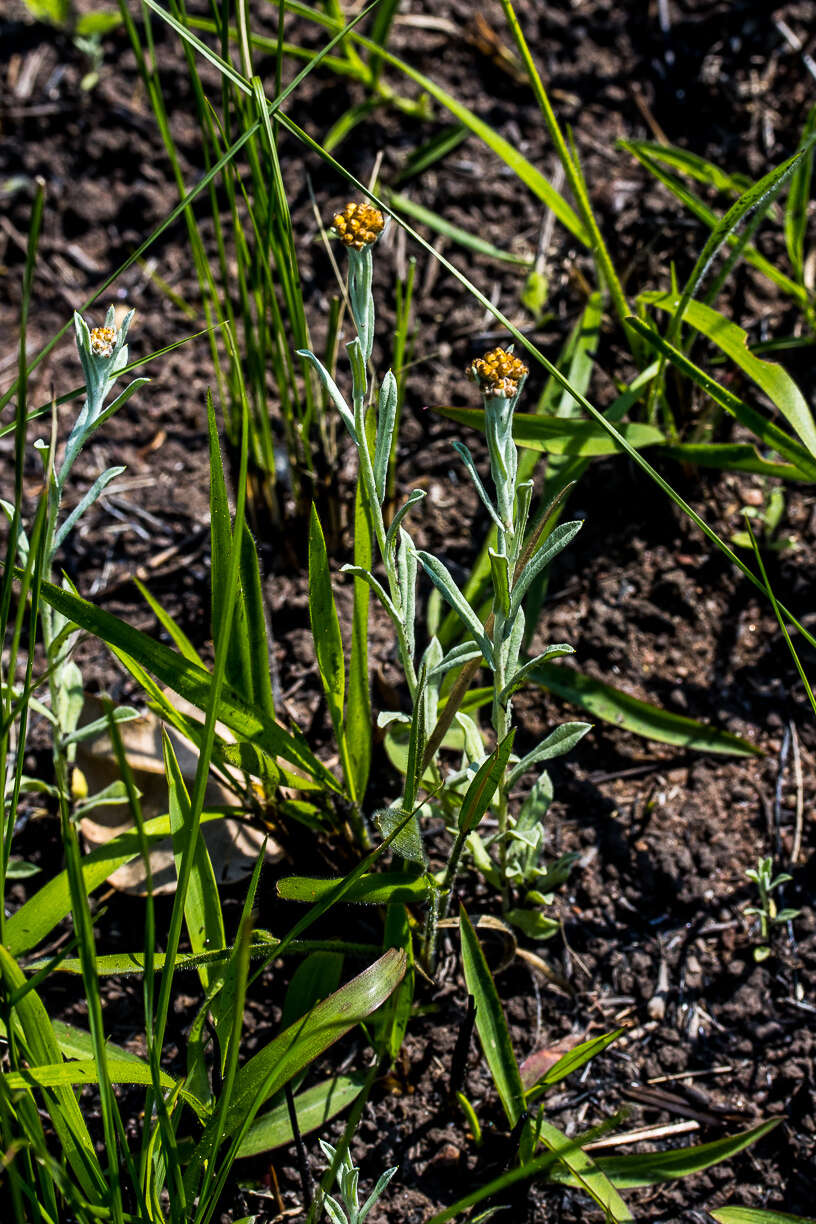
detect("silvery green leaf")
(347, 246), (375, 363)
(347, 338), (368, 418)
(499, 644), (575, 703)
(506, 721), (591, 788)
(509, 520), (583, 621)
(397, 528), (417, 661)
(385, 489), (426, 556)
(54, 466), (126, 550)
(454, 711), (486, 766)
(73, 780), (134, 816)
(341, 565), (399, 624)
(377, 710), (410, 730)
(488, 548), (510, 616)
(376, 800), (426, 867)
(452, 441), (504, 530)
(359, 1166), (398, 1222)
(420, 635), (444, 675)
(60, 706), (140, 748)
(503, 603), (526, 680)
(323, 1196), (347, 1224)
(428, 640), (482, 684)
(54, 660), (84, 739)
(515, 480), (534, 543)
(416, 550), (494, 668)
(468, 830), (502, 888)
(373, 369), (398, 502)
(297, 349), (357, 443)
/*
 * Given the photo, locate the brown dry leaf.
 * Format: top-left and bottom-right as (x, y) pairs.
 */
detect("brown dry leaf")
(76, 693), (282, 895)
(519, 1034), (582, 1090)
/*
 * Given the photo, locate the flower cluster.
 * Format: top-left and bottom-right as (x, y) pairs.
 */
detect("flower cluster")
(468, 346), (528, 400)
(89, 325), (117, 358)
(332, 201), (385, 251)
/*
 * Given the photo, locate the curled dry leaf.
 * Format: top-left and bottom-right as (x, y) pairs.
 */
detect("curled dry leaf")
(76, 693), (282, 895)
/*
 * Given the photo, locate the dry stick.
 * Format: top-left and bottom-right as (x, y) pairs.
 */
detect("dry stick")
(791, 721), (804, 866)
(421, 482), (575, 772)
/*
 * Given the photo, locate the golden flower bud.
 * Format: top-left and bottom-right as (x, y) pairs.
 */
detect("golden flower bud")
(89, 325), (117, 358)
(332, 201), (385, 251)
(468, 347), (528, 399)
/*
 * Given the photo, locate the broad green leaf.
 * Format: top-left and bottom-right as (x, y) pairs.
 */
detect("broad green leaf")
(434, 404), (664, 456)
(193, 948), (405, 1153)
(282, 952), (344, 1029)
(532, 662), (760, 756)
(278, 872), (428, 905)
(645, 292), (816, 458)
(537, 1119), (634, 1222)
(660, 442), (810, 482)
(35, 575), (342, 792)
(549, 1119), (779, 1189)
(459, 906), (525, 1126)
(6, 811), (223, 956)
(237, 1074), (365, 1158)
(711, 1209), (816, 1224)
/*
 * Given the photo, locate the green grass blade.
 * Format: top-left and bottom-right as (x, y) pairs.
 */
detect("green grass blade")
(164, 735), (226, 996)
(785, 104), (816, 282)
(308, 504), (350, 791)
(434, 405), (664, 456)
(644, 292), (816, 457)
(346, 467), (373, 805)
(33, 577), (342, 791)
(459, 906), (525, 1127)
(536, 1119), (634, 1222)
(627, 314), (816, 478)
(548, 1119), (779, 1189)
(386, 192), (531, 266)
(711, 1209), (816, 1224)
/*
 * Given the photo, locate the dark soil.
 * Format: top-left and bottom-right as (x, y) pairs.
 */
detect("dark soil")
(2, 1), (816, 1221)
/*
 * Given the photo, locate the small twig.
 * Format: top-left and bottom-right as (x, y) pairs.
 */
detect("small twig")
(790, 721), (804, 866)
(584, 1119), (698, 1152)
(448, 994), (476, 1103)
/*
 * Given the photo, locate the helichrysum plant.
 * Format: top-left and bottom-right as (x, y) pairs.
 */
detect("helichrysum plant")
(319, 1139), (397, 1224)
(301, 203), (591, 966)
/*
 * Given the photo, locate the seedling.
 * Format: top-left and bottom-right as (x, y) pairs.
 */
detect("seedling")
(745, 856), (800, 962)
(319, 1140), (398, 1224)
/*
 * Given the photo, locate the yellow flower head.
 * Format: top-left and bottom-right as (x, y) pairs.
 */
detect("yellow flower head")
(89, 325), (117, 358)
(468, 347), (527, 399)
(332, 201), (385, 251)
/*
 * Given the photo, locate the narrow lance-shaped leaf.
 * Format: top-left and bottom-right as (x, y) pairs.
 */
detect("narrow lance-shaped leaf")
(536, 1118), (634, 1223)
(547, 1119), (779, 1190)
(458, 731), (515, 835)
(373, 370), (398, 502)
(416, 551), (494, 668)
(506, 721), (591, 788)
(509, 520), (583, 621)
(459, 905), (525, 1126)
(532, 660), (760, 756)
